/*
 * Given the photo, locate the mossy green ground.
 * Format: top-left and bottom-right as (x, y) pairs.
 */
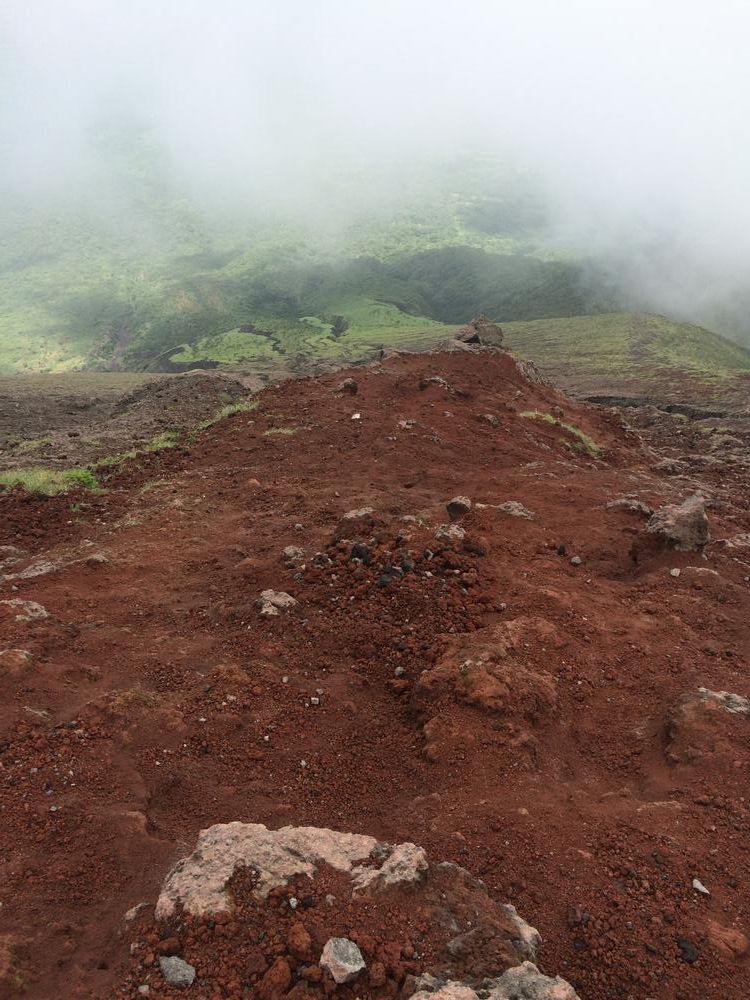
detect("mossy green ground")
(504, 313), (750, 389)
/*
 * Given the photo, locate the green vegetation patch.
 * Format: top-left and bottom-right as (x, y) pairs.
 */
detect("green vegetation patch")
(520, 410), (602, 458)
(192, 399), (258, 434)
(0, 466), (99, 496)
(263, 426), (297, 437)
(505, 313), (750, 383)
(92, 430), (180, 470)
(16, 436), (53, 454)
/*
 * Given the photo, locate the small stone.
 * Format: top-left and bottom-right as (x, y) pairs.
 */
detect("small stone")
(159, 955), (196, 988)
(282, 545), (305, 565)
(436, 523), (466, 543)
(351, 412), (361, 421)
(480, 413), (499, 427)
(670, 568), (681, 577)
(337, 378), (358, 395)
(259, 590), (298, 616)
(138, 988), (150, 997)
(310, 697), (320, 706)
(394, 666), (406, 677)
(692, 878), (710, 895)
(497, 500), (536, 520)
(570, 556), (582, 566)
(677, 937), (699, 963)
(447, 496), (472, 521)
(320, 937), (366, 984)
(351, 542), (371, 562)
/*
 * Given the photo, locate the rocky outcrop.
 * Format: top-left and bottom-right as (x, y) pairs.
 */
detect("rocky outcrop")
(646, 494), (710, 551)
(408, 962), (580, 999)
(455, 316), (504, 346)
(157, 823), (406, 916)
(148, 824), (578, 996)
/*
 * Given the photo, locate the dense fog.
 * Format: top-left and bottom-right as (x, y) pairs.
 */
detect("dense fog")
(2, 0), (750, 340)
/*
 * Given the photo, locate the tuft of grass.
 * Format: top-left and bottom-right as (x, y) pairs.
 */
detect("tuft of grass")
(520, 410), (602, 458)
(92, 430), (180, 470)
(263, 426), (297, 437)
(192, 399), (258, 434)
(0, 466), (99, 496)
(140, 478), (171, 494)
(16, 436), (53, 454)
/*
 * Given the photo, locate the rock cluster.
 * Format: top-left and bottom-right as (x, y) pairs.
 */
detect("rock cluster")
(149, 824), (577, 996)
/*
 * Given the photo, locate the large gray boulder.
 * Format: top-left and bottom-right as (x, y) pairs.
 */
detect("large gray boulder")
(646, 494), (710, 550)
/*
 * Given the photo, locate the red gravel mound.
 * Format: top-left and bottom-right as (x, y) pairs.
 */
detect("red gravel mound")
(1, 348), (749, 999)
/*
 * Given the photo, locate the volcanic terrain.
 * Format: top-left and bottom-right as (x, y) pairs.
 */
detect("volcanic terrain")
(1, 347), (749, 1000)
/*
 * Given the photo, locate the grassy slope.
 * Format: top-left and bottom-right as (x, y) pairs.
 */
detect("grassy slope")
(504, 312), (750, 395)
(2, 133), (747, 388)
(0, 140), (599, 374)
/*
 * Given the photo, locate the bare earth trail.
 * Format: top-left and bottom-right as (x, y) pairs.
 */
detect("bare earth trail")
(1, 350), (750, 999)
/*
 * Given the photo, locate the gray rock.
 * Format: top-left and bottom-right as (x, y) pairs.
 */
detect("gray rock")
(447, 496), (472, 521)
(320, 937), (366, 983)
(697, 687), (750, 716)
(651, 458), (688, 475)
(0, 599), (49, 622)
(408, 962), (580, 999)
(435, 524), (466, 543)
(258, 590), (298, 616)
(496, 501), (535, 520)
(570, 555), (582, 566)
(159, 955), (196, 988)
(605, 496), (653, 517)
(646, 494), (710, 551)
(281, 545), (305, 565)
(337, 378), (358, 395)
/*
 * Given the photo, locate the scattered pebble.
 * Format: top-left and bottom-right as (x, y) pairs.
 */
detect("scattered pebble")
(159, 955), (196, 988)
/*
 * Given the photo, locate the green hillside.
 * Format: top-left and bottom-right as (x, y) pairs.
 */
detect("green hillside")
(0, 128), (614, 375)
(504, 312), (750, 398)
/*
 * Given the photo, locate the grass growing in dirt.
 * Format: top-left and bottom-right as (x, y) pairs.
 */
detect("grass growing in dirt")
(263, 426), (297, 437)
(193, 399), (258, 433)
(521, 410), (602, 457)
(16, 437), (53, 454)
(0, 466), (99, 496)
(92, 430), (180, 470)
(140, 479), (171, 494)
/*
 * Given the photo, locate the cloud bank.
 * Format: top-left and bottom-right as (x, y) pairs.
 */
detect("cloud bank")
(2, 0), (750, 337)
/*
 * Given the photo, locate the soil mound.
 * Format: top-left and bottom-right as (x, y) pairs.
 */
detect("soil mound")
(0, 347), (749, 999)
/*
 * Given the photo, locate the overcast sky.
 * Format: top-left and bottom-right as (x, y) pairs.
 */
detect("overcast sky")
(2, 1), (750, 328)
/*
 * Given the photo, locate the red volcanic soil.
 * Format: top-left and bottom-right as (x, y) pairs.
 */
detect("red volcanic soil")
(1, 349), (750, 1000)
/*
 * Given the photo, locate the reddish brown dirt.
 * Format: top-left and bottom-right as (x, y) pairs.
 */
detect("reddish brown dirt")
(1, 349), (750, 1000)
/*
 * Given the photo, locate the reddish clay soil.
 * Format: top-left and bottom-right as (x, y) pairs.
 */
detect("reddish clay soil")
(1, 349), (750, 1000)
